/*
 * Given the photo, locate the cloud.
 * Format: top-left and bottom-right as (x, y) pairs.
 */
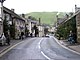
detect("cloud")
(3, 0), (80, 14)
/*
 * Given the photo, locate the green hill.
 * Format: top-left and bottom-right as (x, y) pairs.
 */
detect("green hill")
(25, 12), (66, 25)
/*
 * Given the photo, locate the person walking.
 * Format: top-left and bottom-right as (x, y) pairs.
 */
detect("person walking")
(30, 33), (33, 37)
(68, 31), (75, 44)
(21, 32), (24, 40)
(6, 32), (10, 45)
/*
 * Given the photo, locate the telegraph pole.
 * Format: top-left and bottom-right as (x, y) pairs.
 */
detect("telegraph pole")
(0, 0), (5, 34)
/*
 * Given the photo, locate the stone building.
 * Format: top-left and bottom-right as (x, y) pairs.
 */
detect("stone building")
(37, 24), (44, 37)
(75, 5), (80, 13)
(2, 6), (26, 39)
(56, 6), (80, 42)
(27, 18), (38, 36)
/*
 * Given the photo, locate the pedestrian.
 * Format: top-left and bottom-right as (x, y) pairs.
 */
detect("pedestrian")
(30, 33), (33, 37)
(21, 32), (24, 40)
(6, 32), (10, 45)
(35, 28), (39, 37)
(68, 31), (75, 44)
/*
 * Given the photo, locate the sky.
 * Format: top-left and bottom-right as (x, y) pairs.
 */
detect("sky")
(1, 0), (80, 14)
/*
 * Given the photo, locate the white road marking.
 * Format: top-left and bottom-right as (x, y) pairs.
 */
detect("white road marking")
(0, 46), (10, 54)
(38, 38), (52, 60)
(38, 38), (42, 49)
(0, 41), (24, 57)
(53, 36), (80, 55)
(41, 51), (51, 60)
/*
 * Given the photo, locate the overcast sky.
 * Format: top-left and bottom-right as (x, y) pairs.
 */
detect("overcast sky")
(2, 0), (80, 14)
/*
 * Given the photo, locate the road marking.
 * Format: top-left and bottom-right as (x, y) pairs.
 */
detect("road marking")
(41, 51), (51, 60)
(0, 46), (11, 54)
(38, 38), (51, 60)
(0, 41), (24, 57)
(53, 36), (80, 55)
(38, 38), (42, 49)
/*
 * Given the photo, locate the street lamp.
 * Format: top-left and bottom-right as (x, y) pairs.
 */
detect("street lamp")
(0, 0), (5, 3)
(0, 0), (6, 34)
(0, 0), (6, 20)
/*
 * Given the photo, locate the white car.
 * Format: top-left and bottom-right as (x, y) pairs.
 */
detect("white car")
(45, 34), (50, 37)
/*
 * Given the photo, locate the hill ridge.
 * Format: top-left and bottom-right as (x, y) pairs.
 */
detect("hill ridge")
(25, 12), (66, 25)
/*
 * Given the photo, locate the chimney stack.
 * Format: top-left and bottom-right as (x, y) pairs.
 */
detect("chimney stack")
(11, 9), (15, 12)
(22, 14), (25, 18)
(39, 18), (41, 25)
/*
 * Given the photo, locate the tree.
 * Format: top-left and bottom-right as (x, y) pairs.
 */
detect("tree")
(56, 16), (76, 40)
(33, 25), (39, 37)
(28, 16), (37, 20)
(44, 28), (48, 36)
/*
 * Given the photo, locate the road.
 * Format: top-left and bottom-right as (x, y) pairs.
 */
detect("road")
(0, 36), (80, 60)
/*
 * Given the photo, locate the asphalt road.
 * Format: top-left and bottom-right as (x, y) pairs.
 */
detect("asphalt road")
(0, 36), (80, 60)
(41, 36), (80, 60)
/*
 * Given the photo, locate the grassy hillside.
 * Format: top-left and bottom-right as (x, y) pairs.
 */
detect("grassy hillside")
(25, 12), (66, 25)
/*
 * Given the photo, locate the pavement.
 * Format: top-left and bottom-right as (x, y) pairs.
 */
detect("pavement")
(59, 40), (80, 53)
(0, 39), (26, 54)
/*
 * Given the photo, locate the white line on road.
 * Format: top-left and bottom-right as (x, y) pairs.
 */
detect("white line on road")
(38, 38), (42, 49)
(38, 38), (51, 60)
(41, 51), (51, 60)
(0, 41), (25, 57)
(53, 36), (80, 55)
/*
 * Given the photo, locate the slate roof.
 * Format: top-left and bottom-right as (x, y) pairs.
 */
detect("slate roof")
(3, 6), (25, 22)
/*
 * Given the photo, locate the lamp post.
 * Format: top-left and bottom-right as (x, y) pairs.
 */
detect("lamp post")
(0, 0), (5, 34)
